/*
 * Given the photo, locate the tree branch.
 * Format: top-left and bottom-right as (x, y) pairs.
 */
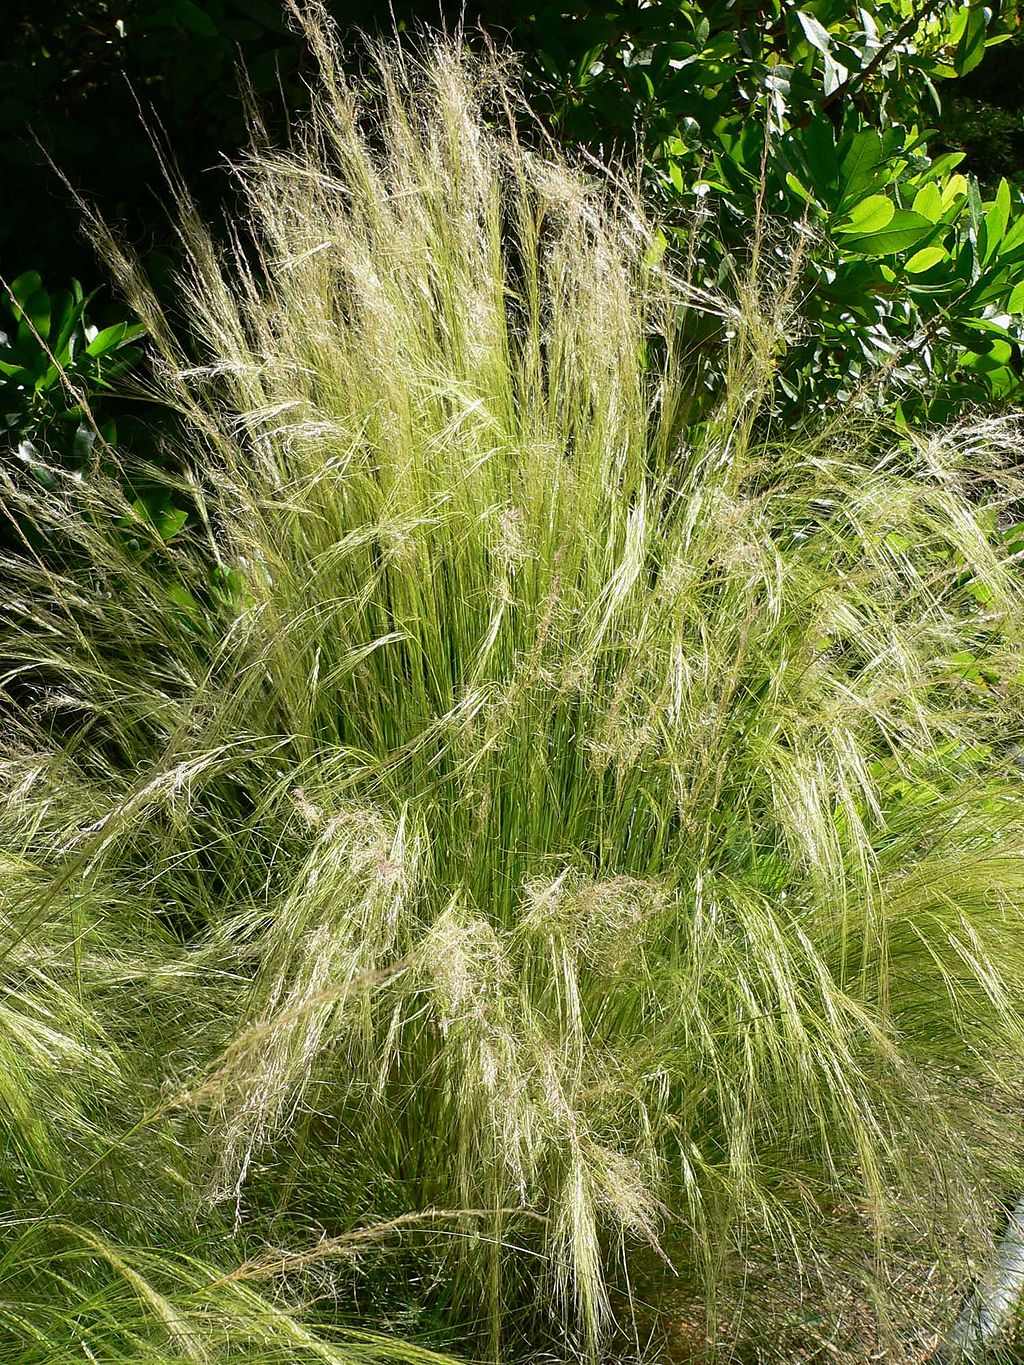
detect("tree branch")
(819, 0), (951, 114)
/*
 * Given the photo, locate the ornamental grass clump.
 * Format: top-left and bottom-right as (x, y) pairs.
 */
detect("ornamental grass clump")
(3, 8), (1024, 1361)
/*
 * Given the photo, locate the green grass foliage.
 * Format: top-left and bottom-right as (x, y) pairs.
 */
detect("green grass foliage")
(2, 8), (1024, 1360)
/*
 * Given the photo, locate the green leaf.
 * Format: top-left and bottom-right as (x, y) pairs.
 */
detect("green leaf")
(981, 178), (1011, 261)
(968, 176), (983, 230)
(1000, 213), (1024, 255)
(943, 174), (970, 210)
(794, 115), (838, 198)
(912, 183), (943, 224)
(820, 50), (848, 97)
(85, 323), (127, 356)
(916, 152), (966, 185)
(954, 4), (987, 76)
(166, 583), (201, 616)
(48, 290), (80, 364)
(17, 288), (51, 344)
(834, 194), (894, 235)
(169, 0), (220, 38)
(839, 209), (935, 256)
(796, 10), (832, 53)
(995, 176), (1011, 226)
(131, 497), (189, 542)
(85, 322), (143, 358)
(905, 245), (947, 273)
(158, 506), (189, 541)
(1008, 280), (1024, 313)
(8, 272), (42, 311)
(837, 129), (883, 208)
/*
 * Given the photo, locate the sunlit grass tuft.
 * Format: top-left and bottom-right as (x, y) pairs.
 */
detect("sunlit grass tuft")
(2, 6), (1024, 1359)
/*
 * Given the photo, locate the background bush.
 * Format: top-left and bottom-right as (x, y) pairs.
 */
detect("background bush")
(0, 270), (143, 468)
(4, 0), (1024, 432)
